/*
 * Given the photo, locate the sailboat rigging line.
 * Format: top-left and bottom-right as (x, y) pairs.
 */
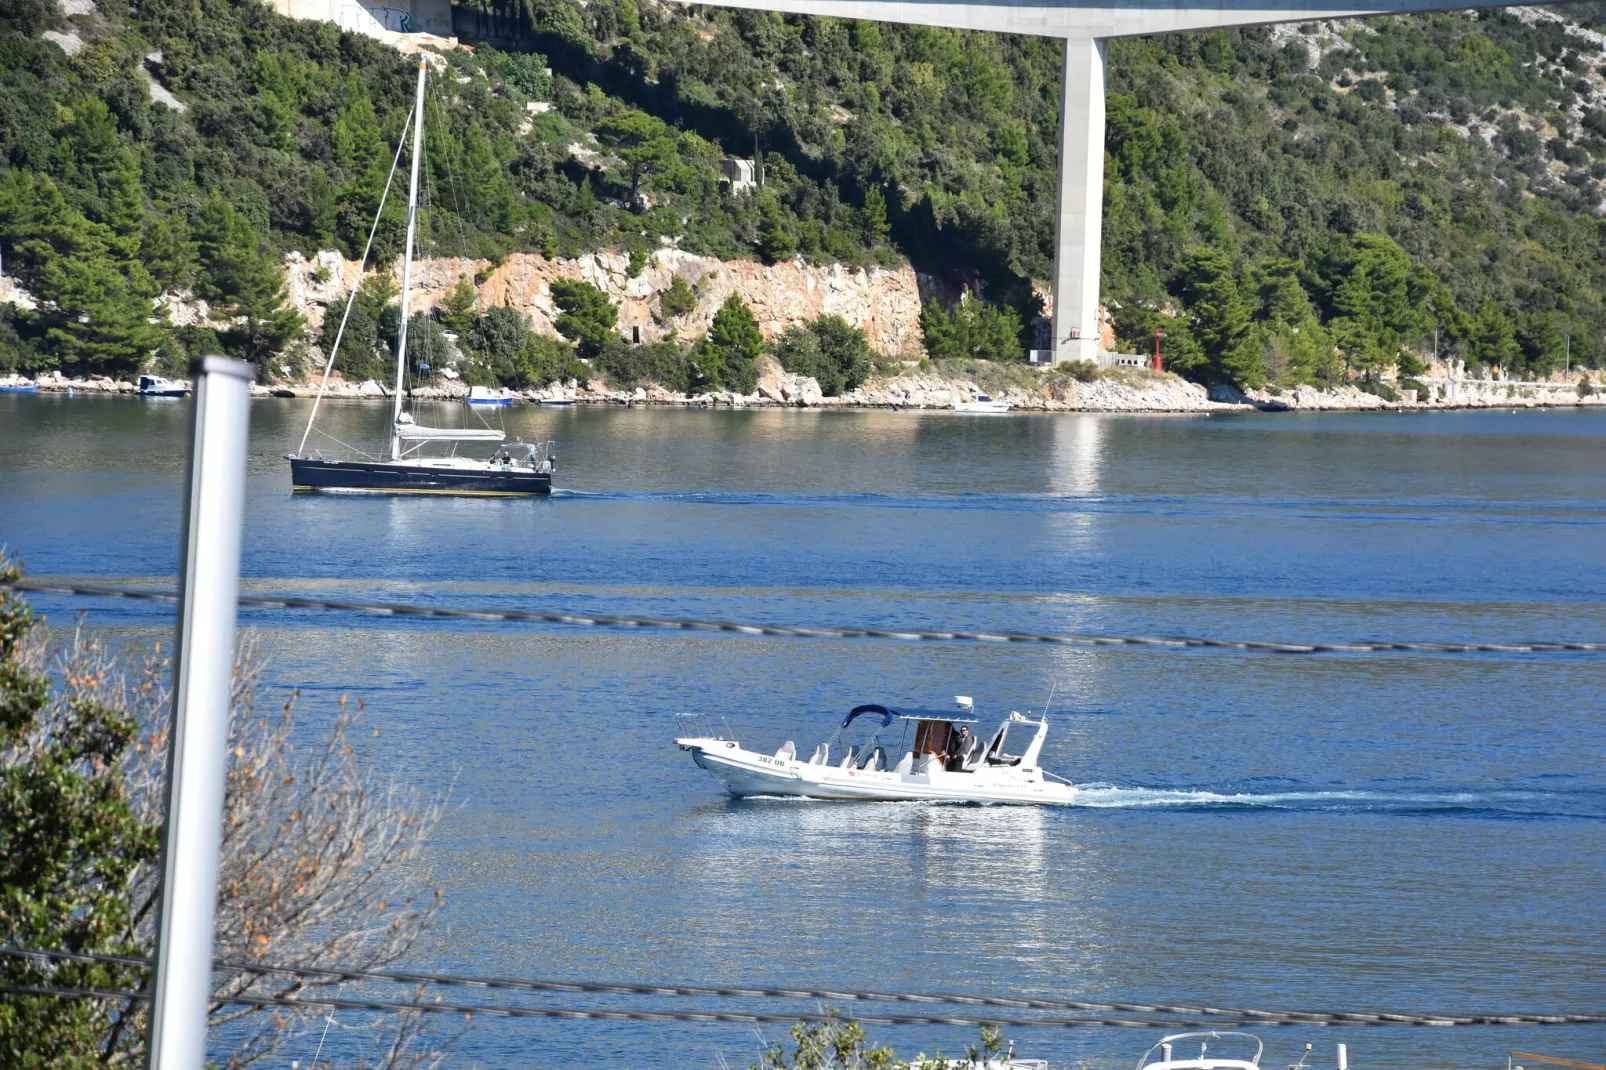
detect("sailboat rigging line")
(388, 57), (430, 463)
(296, 109), (414, 458)
(437, 111), (474, 262)
(310, 425), (379, 461)
(0, 950), (1600, 1027)
(4, 580), (1606, 657)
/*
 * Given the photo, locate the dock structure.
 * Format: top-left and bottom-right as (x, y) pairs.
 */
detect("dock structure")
(672, 0), (1522, 364)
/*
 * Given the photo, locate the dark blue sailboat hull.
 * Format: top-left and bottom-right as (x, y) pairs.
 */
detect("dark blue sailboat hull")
(289, 457), (551, 496)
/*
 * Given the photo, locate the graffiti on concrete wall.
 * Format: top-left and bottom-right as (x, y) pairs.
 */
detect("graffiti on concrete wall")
(337, 2), (416, 32)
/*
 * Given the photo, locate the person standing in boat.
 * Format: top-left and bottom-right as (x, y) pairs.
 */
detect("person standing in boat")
(947, 725), (971, 771)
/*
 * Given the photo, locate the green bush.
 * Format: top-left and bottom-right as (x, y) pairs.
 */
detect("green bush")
(550, 278), (619, 357)
(320, 291), (389, 381)
(657, 274), (696, 321)
(772, 315), (872, 396)
(692, 294), (765, 393)
(595, 336), (694, 392)
(1063, 359), (1099, 383)
(517, 334), (590, 388)
(919, 299), (1024, 363)
(464, 305), (531, 365)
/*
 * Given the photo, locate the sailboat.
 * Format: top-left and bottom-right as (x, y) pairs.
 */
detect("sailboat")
(285, 58), (555, 496)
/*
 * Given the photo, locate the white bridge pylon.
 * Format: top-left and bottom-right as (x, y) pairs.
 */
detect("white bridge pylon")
(676, 0), (1513, 362)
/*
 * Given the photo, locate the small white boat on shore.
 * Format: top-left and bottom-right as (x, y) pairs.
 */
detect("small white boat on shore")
(676, 697), (1075, 805)
(955, 394), (1010, 413)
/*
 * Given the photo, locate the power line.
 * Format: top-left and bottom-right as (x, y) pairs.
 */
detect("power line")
(5, 949), (1602, 1028)
(6, 580), (1604, 657)
(3, 985), (1599, 1030)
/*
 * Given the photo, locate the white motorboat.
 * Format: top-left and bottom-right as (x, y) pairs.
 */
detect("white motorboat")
(676, 697), (1076, 805)
(955, 394), (1010, 413)
(1137, 1033), (1264, 1070)
(137, 375), (189, 397)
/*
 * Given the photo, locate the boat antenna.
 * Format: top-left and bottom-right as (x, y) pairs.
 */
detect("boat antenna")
(1041, 680), (1057, 720)
(296, 110), (412, 457)
(389, 55), (429, 462)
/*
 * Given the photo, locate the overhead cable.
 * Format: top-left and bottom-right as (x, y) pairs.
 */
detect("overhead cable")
(5, 580), (1604, 657)
(5, 985), (1601, 1030)
(4, 948), (1601, 1028)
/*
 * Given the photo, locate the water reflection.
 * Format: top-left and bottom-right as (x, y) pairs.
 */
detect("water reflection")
(1049, 415), (1107, 500)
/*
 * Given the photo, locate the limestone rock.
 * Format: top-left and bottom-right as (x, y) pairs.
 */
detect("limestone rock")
(281, 248), (927, 358)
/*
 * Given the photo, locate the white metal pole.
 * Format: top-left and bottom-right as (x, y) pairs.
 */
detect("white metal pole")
(145, 355), (254, 1070)
(390, 56), (429, 461)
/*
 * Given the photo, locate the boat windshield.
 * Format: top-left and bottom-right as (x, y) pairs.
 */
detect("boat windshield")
(986, 720), (1038, 766)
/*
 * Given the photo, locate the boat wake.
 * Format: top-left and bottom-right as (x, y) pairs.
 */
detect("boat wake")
(1071, 783), (1604, 819)
(724, 784), (1604, 819)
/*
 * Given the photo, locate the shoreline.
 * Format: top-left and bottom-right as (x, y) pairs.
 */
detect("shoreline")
(6, 368), (1603, 414)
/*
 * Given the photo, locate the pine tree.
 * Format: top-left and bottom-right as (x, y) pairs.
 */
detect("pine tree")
(37, 256), (165, 375)
(550, 278), (618, 357)
(1180, 248), (1259, 386)
(0, 172), (162, 375)
(193, 194), (301, 364)
(1467, 301), (1519, 372)
(919, 299), (962, 361)
(142, 210), (197, 294)
(657, 274), (696, 321)
(698, 293), (764, 391)
(757, 193), (796, 264)
(859, 186), (890, 246)
(439, 275), (479, 335)
(331, 77), (396, 258)
(595, 109), (675, 207)
(99, 147), (147, 262)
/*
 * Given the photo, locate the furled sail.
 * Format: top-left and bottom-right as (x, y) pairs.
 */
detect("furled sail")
(393, 421), (505, 442)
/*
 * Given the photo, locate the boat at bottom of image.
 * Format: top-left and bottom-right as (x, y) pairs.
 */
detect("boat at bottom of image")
(675, 697), (1075, 805)
(1137, 1032), (1266, 1070)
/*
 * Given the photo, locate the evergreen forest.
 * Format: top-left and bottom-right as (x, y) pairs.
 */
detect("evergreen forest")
(4, 0), (1606, 389)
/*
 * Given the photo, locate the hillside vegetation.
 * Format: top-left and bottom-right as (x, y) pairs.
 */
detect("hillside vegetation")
(3, 0), (1606, 389)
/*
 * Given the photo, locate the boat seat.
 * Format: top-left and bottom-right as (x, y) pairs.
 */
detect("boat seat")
(808, 743), (829, 765)
(962, 737), (986, 770)
(861, 746), (887, 772)
(838, 745), (860, 769)
(775, 741), (796, 761)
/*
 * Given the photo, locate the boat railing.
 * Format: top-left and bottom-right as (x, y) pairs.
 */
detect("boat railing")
(673, 712), (733, 741)
(1137, 1032), (1263, 1070)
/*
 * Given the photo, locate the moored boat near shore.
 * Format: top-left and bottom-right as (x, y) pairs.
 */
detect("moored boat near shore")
(283, 58), (556, 498)
(136, 375), (188, 397)
(676, 697), (1075, 805)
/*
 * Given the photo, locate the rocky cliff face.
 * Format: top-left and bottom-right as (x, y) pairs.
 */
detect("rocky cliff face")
(284, 248), (927, 356)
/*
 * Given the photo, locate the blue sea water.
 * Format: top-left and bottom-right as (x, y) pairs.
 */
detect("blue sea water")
(1, 394), (1603, 1069)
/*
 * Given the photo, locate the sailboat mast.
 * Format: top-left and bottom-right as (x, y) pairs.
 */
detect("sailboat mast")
(389, 56), (429, 461)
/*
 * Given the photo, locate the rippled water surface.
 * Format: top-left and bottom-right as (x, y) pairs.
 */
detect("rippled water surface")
(2, 395), (1604, 1068)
